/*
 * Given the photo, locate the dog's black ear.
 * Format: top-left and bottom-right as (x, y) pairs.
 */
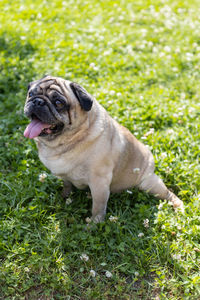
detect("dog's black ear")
(70, 82), (93, 111)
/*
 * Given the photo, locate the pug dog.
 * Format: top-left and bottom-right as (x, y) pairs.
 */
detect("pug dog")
(24, 75), (184, 222)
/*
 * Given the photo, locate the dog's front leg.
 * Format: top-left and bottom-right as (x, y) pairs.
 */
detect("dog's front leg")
(62, 180), (72, 198)
(89, 174), (112, 223)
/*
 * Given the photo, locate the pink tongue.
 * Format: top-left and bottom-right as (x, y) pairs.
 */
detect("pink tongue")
(24, 119), (51, 139)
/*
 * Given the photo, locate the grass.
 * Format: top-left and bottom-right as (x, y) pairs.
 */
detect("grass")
(0, 0), (200, 298)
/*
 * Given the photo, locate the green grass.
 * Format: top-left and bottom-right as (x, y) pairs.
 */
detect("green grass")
(0, 0), (200, 299)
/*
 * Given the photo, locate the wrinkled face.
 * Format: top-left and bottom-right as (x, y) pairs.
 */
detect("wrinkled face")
(24, 76), (93, 139)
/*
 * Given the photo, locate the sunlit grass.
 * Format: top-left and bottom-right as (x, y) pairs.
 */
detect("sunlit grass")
(0, 0), (200, 298)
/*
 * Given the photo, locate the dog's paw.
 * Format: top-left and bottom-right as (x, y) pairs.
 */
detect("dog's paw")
(168, 193), (184, 213)
(61, 184), (72, 199)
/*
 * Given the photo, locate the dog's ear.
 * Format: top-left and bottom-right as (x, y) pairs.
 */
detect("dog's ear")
(70, 82), (93, 111)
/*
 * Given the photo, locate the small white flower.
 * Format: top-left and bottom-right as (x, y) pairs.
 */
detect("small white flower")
(39, 173), (47, 182)
(85, 217), (92, 224)
(167, 129), (174, 134)
(109, 90), (115, 96)
(24, 267), (30, 272)
(90, 270), (96, 277)
(109, 215), (118, 223)
(127, 190), (133, 194)
(90, 62), (95, 68)
(172, 254), (181, 260)
(144, 128), (154, 137)
(164, 45), (171, 52)
(89, 62), (99, 71)
(134, 271), (139, 277)
(80, 254), (89, 262)
(138, 232), (144, 238)
(148, 41), (153, 47)
(65, 198), (72, 205)
(140, 28), (147, 36)
(143, 219), (149, 228)
(158, 203), (164, 210)
(133, 168), (140, 173)
(105, 271), (112, 278)
(161, 152), (167, 158)
(103, 49), (112, 56)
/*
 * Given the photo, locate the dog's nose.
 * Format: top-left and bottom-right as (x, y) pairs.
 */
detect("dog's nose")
(33, 98), (45, 106)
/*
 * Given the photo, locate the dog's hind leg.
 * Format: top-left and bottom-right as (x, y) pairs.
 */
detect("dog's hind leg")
(138, 173), (184, 211)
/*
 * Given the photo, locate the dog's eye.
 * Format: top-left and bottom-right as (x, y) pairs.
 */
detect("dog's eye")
(55, 100), (64, 109)
(29, 91), (33, 97)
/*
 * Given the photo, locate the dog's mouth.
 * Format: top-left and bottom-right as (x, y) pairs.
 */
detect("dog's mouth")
(24, 115), (64, 139)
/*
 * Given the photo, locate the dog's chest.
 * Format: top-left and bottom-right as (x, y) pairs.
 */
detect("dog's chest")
(39, 150), (89, 187)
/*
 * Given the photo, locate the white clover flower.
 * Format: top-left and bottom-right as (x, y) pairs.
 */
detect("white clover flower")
(172, 67), (178, 72)
(127, 190), (133, 194)
(144, 128), (154, 137)
(103, 49), (112, 56)
(172, 254), (181, 260)
(133, 168), (140, 173)
(80, 254), (89, 262)
(134, 271), (139, 277)
(65, 198), (72, 205)
(90, 62), (96, 68)
(89, 63), (99, 71)
(138, 232), (144, 238)
(85, 217), (92, 224)
(140, 28), (147, 36)
(90, 270), (96, 277)
(158, 203), (164, 210)
(24, 267), (30, 272)
(109, 215), (118, 223)
(109, 90), (115, 96)
(105, 271), (112, 278)
(161, 152), (167, 159)
(143, 219), (149, 228)
(153, 46), (158, 53)
(159, 52), (165, 58)
(167, 128), (174, 134)
(148, 41), (153, 47)
(39, 173), (47, 182)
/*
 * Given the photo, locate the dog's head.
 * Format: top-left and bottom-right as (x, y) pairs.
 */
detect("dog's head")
(24, 76), (93, 139)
